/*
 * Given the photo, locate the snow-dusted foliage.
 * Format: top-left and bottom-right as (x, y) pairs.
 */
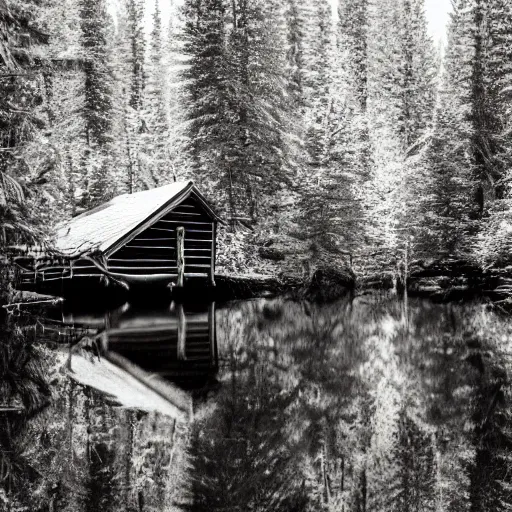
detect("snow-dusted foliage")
(4, 0), (512, 276)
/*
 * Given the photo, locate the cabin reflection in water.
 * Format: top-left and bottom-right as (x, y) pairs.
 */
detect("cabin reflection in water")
(62, 302), (218, 389)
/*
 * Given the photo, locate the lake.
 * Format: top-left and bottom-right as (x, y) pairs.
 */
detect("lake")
(1, 293), (511, 511)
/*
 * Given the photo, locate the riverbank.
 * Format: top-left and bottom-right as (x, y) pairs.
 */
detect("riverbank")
(216, 256), (512, 308)
(8, 254), (512, 308)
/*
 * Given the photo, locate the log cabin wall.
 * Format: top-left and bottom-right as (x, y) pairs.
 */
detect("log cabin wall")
(106, 195), (215, 277)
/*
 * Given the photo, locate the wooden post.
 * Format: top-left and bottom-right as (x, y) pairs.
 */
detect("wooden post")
(210, 222), (216, 287)
(177, 303), (187, 361)
(176, 226), (185, 287)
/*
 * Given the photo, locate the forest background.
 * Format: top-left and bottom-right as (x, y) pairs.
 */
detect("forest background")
(1, 0), (512, 292)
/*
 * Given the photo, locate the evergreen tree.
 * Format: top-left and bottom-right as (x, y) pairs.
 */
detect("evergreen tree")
(79, 0), (115, 206)
(0, 0), (52, 258)
(470, 1), (512, 266)
(418, 1), (480, 258)
(181, 0), (228, 184)
(284, 0), (307, 110)
(181, 0), (296, 222)
(144, 0), (170, 185)
(338, 0), (369, 112)
(126, 0), (145, 112)
(79, 0), (112, 148)
(358, 0), (436, 275)
(118, 0), (147, 193)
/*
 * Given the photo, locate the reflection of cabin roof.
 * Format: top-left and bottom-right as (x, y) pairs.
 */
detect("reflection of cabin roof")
(69, 349), (193, 421)
(54, 181), (221, 258)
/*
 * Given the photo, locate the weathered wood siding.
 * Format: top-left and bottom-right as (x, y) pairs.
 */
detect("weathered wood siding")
(107, 195), (214, 276)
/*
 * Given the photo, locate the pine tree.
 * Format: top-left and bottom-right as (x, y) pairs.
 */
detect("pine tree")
(144, 0), (170, 185)
(181, 0), (228, 183)
(79, 0), (112, 147)
(126, 0), (145, 112)
(181, 0), (296, 222)
(338, 0), (369, 112)
(79, 0), (115, 207)
(470, 1), (512, 266)
(284, 0), (307, 110)
(468, 0), (512, 207)
(360, 0), (436, 274)
(292, 0), (373, 264)
(119, 0), (147, 193)
(418, 0), (507, 259)
(0, 0), (51, 255)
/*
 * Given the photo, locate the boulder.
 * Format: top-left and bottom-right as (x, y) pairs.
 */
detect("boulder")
(304, 264), (356, 303)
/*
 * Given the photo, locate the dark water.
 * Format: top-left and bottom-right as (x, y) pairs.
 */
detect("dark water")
(1, 294), (512, 511)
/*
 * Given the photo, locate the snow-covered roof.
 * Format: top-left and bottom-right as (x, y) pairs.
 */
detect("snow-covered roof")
(54, 181), (218, 258)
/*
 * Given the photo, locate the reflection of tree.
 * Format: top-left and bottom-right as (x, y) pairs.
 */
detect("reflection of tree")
(468, 336), (512, 512)
(214, 297), (512, 512)
(384, 409), (436, 512)
(3, 296), (512, 511)
(85, 393), (119, 512)
(0, 317), (51, 507)
(188, 347), (308, 512)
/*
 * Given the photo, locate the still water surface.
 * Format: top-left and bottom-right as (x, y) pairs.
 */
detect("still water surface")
(1, 294), (512, 511)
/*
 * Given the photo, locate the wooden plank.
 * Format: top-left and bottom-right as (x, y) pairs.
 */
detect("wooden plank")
(173, 204), (195, 209)
(166, 211), (203, 217)
(125, 245), (175, 250)
(111, 253), (177, 262)
(66, 274), (103, 278)
(160, 214), (211, 222)
(148, 226), (177, 233)
(184, 239), (213, 245)
(177, 227), (185, 287)
(210, 222), (216, 286)
(158, 220), (212, 227)
(42, 270), (65, 277)
(109, 266), (178, 271)
(0, 406), (25, 413)
(183, 255), (211, 260)
(109, 258), (176, 263)
(113, 246), (175, 254)
(133, 237), (176, 242)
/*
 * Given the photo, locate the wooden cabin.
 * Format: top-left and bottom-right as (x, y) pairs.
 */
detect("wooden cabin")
(15, 181), (222, 293)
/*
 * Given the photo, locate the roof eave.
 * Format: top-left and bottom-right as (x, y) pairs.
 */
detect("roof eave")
(103, 181), (196, 257)
(189, 185), (225, 225)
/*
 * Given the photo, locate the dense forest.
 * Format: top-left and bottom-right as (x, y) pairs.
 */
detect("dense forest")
(2, 0), (512, 295)
(4, 1), (512, 511)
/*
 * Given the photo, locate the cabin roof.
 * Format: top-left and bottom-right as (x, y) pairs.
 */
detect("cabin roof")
(54, 181), (220, 258)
